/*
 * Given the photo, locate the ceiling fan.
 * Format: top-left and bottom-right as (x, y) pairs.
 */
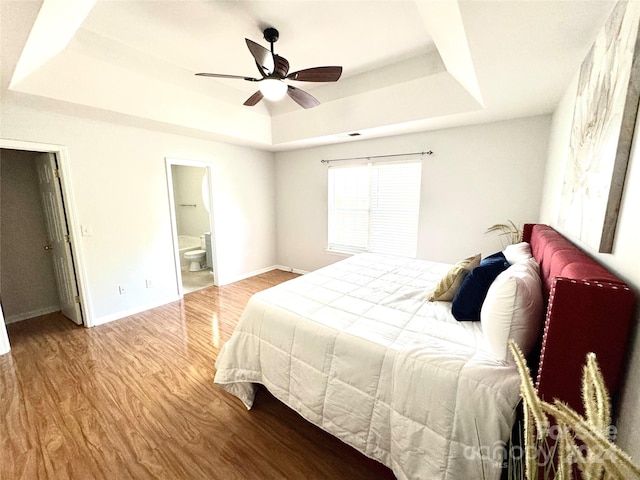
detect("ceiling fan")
(196, 27), (342, 109)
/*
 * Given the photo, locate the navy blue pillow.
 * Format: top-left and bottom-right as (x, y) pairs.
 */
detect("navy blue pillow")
(451, 252), (510, 321)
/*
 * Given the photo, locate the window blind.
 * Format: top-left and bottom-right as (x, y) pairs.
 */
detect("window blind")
(327, 161), (422, 257)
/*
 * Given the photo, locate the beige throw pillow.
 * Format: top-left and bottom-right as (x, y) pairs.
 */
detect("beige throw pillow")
(429, 253), (481, 301)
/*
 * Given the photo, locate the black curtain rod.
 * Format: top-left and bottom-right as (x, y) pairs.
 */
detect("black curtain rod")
(320, 150), (433, 164)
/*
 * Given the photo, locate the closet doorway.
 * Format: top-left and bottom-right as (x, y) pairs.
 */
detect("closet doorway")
(0, 141), (87, 353)
(166, 158), (218, 295)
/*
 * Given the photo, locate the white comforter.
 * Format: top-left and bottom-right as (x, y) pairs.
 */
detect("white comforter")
(214, 254), (521, 480)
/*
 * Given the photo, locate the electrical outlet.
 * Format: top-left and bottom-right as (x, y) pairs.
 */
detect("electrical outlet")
(145, 279), (154, 288)
(118, 285), (127, 295)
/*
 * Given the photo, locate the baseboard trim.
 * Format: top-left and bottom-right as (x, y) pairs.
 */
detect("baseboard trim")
(92, 295), (181, 327)
(4, 305), (61, 324)
(218, 265), (277, 286)
(218, 265), (308, 286)
(274, 265), (309, 275)
(90, 265), (307, 327)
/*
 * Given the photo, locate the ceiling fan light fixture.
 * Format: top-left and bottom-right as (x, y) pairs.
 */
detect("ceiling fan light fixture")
(259, 78), (288, 101)
(196, 27), (341, 108)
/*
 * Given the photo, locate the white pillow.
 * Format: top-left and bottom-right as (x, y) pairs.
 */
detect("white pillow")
(503, 241), (533, 264)
(480, 258), (543, 362)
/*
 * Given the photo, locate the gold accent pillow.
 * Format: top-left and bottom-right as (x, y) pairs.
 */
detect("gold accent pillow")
(429, 253), (481, 301)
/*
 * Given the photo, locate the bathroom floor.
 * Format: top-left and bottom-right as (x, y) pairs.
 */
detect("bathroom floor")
(181, 268), (215, 294)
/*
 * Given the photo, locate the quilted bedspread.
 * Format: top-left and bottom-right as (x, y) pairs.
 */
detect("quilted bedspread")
(214, 254), (522, 480)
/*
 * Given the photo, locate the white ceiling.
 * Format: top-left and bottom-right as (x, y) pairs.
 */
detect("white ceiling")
(2, 0), (615, 151)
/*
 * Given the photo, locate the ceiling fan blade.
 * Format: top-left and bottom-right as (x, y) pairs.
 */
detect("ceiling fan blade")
(287, 85), (320, 109)
(195, 73), (259, 82)
(243, 90), (264, 106)
(273, 55), (290, 78)
(246, 38), (275, 76)
(286, 66), (343, 82)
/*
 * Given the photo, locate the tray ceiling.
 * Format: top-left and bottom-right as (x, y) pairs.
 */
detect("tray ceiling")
(3, 0), (615, 150)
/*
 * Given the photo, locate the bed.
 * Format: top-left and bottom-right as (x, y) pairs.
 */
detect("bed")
(214, 224), (635, 480)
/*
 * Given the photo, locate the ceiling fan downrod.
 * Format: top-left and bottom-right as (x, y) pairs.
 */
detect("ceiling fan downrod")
(263, 27), (279, 54)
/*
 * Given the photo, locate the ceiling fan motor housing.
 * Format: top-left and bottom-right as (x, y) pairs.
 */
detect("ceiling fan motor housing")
(263, 27), (279, 44)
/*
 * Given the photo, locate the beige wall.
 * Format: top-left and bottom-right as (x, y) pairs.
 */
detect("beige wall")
(275, 115), (551, 272)
(540, 73), (640, 459)
(0, 149), (60, 322)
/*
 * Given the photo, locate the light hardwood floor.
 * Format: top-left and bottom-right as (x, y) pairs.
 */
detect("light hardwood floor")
(1, 270), (395, 480)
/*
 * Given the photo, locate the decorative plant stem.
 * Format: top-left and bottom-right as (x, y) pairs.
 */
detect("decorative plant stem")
(508, 340), (640, 480)
(485, 220), (523, 246)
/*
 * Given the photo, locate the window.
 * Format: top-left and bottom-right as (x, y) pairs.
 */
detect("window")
(327, 161), (422, 257)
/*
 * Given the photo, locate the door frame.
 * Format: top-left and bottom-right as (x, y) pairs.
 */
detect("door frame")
(0, 139), (90, 334)
(165, 158), (219, 297)
(0, 304), (9, 355)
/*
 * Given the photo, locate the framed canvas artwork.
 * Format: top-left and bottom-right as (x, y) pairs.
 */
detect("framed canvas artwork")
(559, 0), (640, 253)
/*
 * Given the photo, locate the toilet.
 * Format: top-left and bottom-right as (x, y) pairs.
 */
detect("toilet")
(184, 249), (206, 271)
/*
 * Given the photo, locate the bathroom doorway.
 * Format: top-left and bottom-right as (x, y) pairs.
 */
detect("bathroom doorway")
(166, 159), (217, 295)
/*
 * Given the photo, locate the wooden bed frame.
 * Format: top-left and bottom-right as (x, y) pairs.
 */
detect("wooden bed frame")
(524, 224), (636, 413)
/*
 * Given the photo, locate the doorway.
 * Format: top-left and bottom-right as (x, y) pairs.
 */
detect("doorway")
(0, 140), (87, 354)
(166, 159), (218, 295)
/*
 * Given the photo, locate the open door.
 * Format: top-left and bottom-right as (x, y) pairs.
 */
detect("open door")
(34, 153), (83, 325)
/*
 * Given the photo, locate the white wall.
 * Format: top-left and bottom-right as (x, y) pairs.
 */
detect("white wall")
(0, 149), (60, 322)
(275, 115), (551, 272)
(540, 73), (640, 460)
(0, 98), (276, 326)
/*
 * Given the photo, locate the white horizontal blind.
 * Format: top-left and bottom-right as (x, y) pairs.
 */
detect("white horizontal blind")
(369, 162), (421, 257)
(327, 161), (422, 257)
(327, 165), (369, 254)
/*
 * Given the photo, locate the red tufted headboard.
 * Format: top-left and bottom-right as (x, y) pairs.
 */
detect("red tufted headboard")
(523, 224), (636, 414)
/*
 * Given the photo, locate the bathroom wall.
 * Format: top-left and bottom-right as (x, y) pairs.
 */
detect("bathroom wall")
(0, 149), (60, 322)
(171, 165), (210, 238)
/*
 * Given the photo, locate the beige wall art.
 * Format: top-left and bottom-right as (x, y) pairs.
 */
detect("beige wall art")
(559, 0), (640, 253)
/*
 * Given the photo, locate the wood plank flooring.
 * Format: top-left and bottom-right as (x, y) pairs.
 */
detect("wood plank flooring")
(0, 270), (396, 480)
